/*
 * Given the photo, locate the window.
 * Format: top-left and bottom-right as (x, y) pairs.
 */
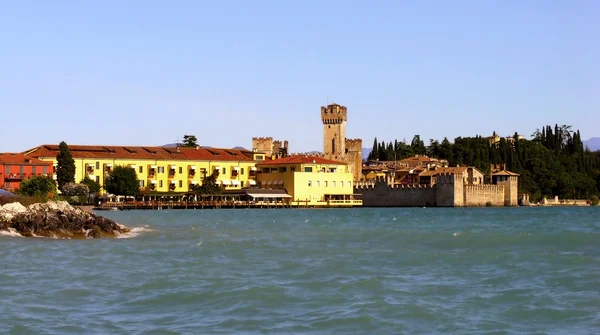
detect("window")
(20, 166), (24, 175)
(179, 167), (183, 174)
(43, 166), (47, 174)
(139, 180), (145, 187)
(329, 168), (336, 173)
(304, 167), (313, 172)
(6, 182), (10, 188)
(241, 168), (244, 175)
(279, 167), (287, 173)
(179, 180), (182, 188)
(139, 166), (143, 174)
(5, 165), (10, 174)
(349, 181), (352, 188)
(158, 166), (165, 173)
(256, 155), (264, 160)
(241, 181), (244, 187)
(332, 181), (336, 187)
(96, 176), (100, 183)
(324, 181), (328, 187)
(222, 168), (226, 175)
(96, 162), (100, 169)
(159, 180), (163, 187)
(308, 180), (312, 187)
(32, 166), (37, 174)
(291, 167), (295, 172)
(316, 181), (320, 187)
(340, 181), (344, 187)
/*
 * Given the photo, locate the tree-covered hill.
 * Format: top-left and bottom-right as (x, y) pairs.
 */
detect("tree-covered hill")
(367, 125), (600, 201)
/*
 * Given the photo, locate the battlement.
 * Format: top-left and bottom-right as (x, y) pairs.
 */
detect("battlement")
(321, 104), (347, 124)
(252, 137), (273, 141)
(345, 138), (363, 151)
(464, 184), (504, 193)
(436, 173), (462, 184)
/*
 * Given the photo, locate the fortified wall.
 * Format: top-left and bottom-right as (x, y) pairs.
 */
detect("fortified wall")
(252, 137), (289, 158)
(355, 174), (518, 207)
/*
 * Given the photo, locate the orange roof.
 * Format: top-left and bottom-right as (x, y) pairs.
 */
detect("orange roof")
(24, 145), (255, 162)
(0, 153), (53, 165)
(257, 155), (346, 166)
(419, 167), (469, 177)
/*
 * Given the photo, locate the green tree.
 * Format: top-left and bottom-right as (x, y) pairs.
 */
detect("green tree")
(190, 170), (222, 195)
(56, 141), (75, 191)
(80, 176), (101, 194)
(182, 135), (198, 147)
(410, 135), (427, 155)
(19, 175), (57, 198)
(104, 166), (140, 196)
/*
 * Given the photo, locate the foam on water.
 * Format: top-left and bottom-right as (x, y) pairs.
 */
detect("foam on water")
(0, 228), (24, 238)
(115, 225), (154, 239)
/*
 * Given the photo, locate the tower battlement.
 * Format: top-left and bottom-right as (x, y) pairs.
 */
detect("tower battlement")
(321, 104), (347, 124)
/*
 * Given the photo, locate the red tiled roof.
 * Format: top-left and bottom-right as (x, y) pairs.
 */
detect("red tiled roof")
(257, 155), (347, 166)
(0, 153), (52, 165)
(23, 145), (255, 162)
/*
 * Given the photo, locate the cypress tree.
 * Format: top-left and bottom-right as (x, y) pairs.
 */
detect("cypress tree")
(56, 141), (76, 191)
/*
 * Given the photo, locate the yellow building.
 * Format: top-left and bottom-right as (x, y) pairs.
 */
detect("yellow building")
(23, 145), (261, 193)
(256, 155), (361, 207)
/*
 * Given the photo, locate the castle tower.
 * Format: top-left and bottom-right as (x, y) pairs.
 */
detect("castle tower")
(321, 103), (347, 157)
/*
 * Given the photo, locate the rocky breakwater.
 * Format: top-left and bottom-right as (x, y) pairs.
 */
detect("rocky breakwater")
(0, 201), (129, 238)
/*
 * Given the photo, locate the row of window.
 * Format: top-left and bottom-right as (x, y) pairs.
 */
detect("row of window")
(87, 165), (246, 176)
(261, 167), (338, 173)
(307, 180), (351, 187)
(143, 180), (245, 188)
(4, 166), (49, 174)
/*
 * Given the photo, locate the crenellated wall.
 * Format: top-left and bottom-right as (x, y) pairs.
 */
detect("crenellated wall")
(355, 173), (518, 207)
(356, 178), (437, 207)
(464, 184), (504, 206)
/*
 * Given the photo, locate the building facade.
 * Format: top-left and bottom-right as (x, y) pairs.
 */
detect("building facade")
(24, 145), (262, 193)
(256, 155), (361, 207)
(0, 153), (54, 191)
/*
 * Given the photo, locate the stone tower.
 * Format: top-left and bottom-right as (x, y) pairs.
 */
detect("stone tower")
(321, 103), (362, 181)
(321, 103), (347, 157)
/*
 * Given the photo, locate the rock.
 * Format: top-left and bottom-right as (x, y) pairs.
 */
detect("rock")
(0, 201), (129, 239)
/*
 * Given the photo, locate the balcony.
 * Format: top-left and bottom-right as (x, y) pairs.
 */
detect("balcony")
(5, 173), (23, 180)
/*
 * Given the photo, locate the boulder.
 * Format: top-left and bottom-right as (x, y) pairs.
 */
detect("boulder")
(0, 201), (129, 239)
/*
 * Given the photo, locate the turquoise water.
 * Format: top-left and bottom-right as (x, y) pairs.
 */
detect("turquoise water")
(1, 207), (600, 334)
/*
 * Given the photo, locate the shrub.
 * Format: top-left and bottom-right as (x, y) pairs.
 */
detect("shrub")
(485, 201), (493, 207)
(80, 176), (101, 194)
(19, 175), (57, 199)
(591, 195), (599, 206)
(62, 182), (89, 196)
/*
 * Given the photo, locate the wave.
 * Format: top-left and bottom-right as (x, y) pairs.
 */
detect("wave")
(116, 226), (154, 239)
(0, 228), (24, 238)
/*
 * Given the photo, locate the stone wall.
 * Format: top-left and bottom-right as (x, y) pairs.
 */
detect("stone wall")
(355, 179), (437, 207)
(464, 184), (505, 206)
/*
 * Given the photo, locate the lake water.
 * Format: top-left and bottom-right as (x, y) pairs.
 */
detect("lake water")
(1, 207), (600, 334)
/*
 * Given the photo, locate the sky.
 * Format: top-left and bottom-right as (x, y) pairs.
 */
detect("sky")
(1, 0), (598, 153)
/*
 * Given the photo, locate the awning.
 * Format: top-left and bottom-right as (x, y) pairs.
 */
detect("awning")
(275, 180), (283, 185)
(222, 180), (232, 185)
(151, 165), (157, 169)
(231, 180), (240, 185)
(191, 165), (197, 170)
(248, 180), (256, 185)
(107, 163), (113, 167)
(150, 180), (157, 184)
(251, 167), (257, 171)
(233, 166), (239, 171)
(130, 164), (137, 168)
(191, 180), (198, 185)
(248, 193), (292, 199)
(264, 180), (273, 186)
(215, 180), (222, 185)
(171, 180), (177, 184)
(213, 166), (221, 170)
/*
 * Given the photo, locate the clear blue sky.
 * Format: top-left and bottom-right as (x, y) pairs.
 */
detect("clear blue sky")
(1, 0), (598, 153)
